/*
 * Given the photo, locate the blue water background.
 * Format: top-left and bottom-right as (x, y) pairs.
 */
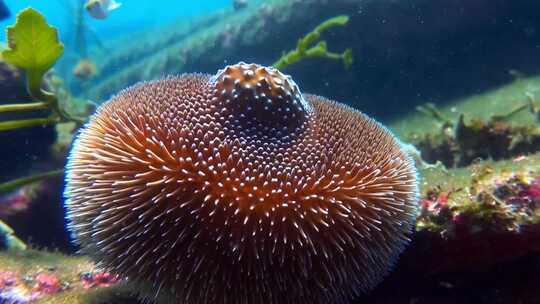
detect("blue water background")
(1, 0), (231, 42)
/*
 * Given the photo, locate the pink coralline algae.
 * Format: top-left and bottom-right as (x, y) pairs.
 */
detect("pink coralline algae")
(495, 175), (540, 212)
(418, 171), (540, 236)
(0, 271), (19, 289)
(81, 271), (120, 289)
(0, 188), (32, 217)
(0, 269), (120, 303)
(0, 271), (62, 303)
(33, 272), (62, 295)
(0, 271), (35, 303)
(411, 169), (540, 275)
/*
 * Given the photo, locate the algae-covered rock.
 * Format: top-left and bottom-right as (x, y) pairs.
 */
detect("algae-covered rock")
(356, 154), (540, 304)
(0, 250), (134, 304)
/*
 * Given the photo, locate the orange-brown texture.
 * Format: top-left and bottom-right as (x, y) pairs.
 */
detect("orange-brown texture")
(65, 62), (419, 304)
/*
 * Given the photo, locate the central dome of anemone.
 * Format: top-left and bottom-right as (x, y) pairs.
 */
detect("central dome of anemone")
(64, 62), (419, 304)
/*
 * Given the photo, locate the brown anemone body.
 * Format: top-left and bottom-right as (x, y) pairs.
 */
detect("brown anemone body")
(65, 63), (418, 304)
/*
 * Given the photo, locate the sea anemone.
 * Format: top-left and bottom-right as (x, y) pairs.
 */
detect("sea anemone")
(64, 62), (419, 304)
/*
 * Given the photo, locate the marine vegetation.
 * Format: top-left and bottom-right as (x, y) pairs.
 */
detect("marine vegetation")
(0, 8), (94, 248)
(64, 62), (418, 303)
(272, 15), (353, 70)
(0, 8), (85, 131)
(400, 155), (540, 281)
(0, 8), (92, 189)
(0, 219), (26, 250)
(418, 165), (540, 235)
(411, 96), (540, 167)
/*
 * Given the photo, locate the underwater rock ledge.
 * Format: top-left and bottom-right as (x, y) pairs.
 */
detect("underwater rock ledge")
(85, 0), (540, 121)
(3, 152), (540, 303)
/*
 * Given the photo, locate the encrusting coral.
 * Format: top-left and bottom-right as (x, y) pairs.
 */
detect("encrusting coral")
(64, 62), (419, 304)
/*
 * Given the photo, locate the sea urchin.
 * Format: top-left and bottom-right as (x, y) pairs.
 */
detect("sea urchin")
(64, 62), (419, 304)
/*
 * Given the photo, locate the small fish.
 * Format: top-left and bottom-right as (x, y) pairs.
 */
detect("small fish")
(85, 0), (121, 20)
(0, 0), (10, 21)
(73, 58), (98, 80)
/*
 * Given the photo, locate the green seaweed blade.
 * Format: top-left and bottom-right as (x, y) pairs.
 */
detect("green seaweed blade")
(1, 7), (64, 79)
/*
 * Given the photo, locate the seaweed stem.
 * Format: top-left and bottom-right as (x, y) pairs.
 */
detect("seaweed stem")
(272, 15), (353, 70)
(0, 169), (64, 193)
(416, 103), (452, 125)
(490, 103), (529, 122)
(0, 117), (58, 132)
(0, 220), (27, 250)
(0, 101), (49, 113)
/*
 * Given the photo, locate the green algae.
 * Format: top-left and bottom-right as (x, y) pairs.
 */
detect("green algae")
(0, 7), (88, 131)
(390, 76), (540, 138)
(0, 249), (90, 274)
(0, 8), (92, 198)
(388, 74), (540, 168)
(272, 15), (353, 70)
(87, 0), (356, 100)
(2, 8), (64, 103)
(418, 151), (540, 195)
(0, 220), (27, 250)
(0, 169), (63, 194)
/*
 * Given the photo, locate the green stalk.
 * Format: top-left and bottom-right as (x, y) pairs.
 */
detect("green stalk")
(0, 169), (64, 193)
(0, 220), (27, 250)
(26, 71), (49, 102)
(272, 15), (351, 70)
(0, 101), (49, 113)
(0, 117), (57, 132)
(492, 103), (528, 122)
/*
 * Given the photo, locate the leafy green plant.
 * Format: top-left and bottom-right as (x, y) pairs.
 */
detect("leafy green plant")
(0, 8), (83, 247)
(0, 8), (85, 197)
(272, 15), (353, 70)
(0, 220), (27, 251)
(0, 7), (85, 131)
